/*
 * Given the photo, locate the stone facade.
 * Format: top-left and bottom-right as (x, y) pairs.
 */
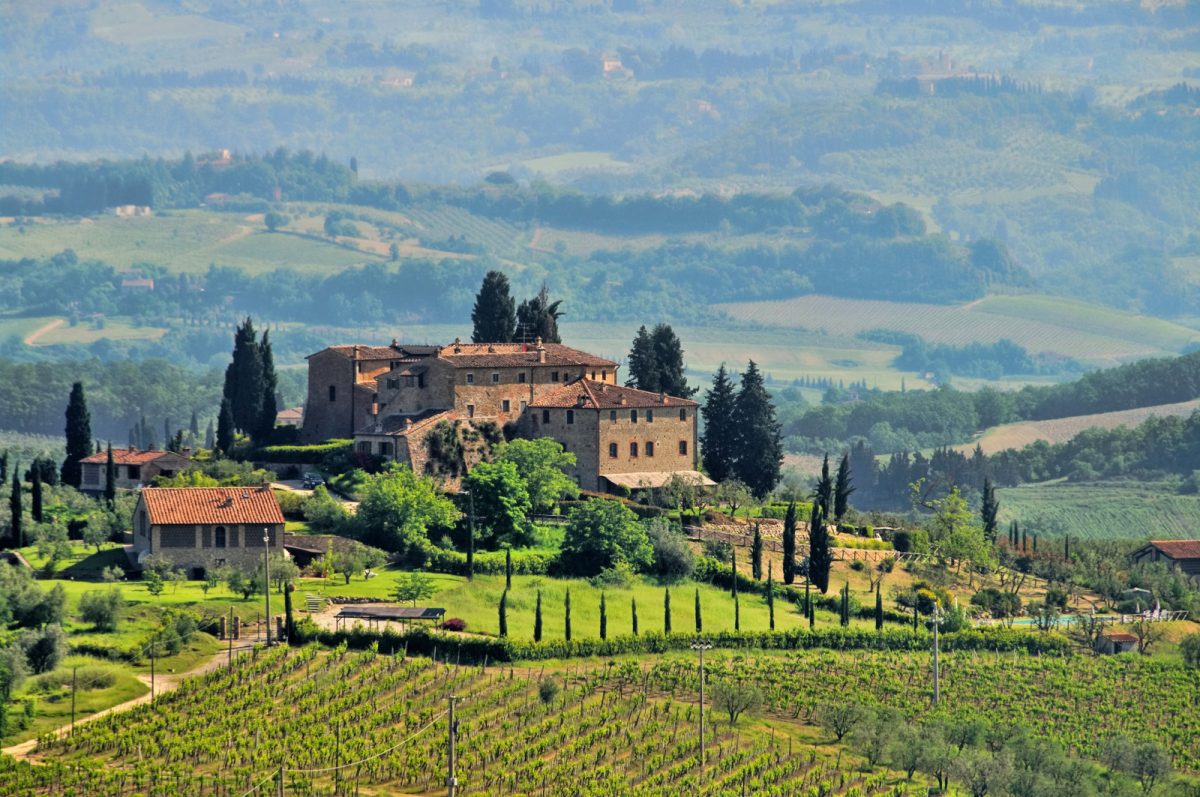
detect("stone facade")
(78, 449), (192, 495)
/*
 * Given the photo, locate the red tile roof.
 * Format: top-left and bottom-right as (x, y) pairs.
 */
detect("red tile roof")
(79, 448), (189, 466)
(1146, 540), (1200, 560)
(140, 487), (284, 526)
(1102, 632), (1139, 643)
(438, 342), (616, 369)
(530, 378), (697, 410)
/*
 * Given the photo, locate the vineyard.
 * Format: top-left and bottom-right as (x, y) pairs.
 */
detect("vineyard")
(0, 644), (923, 797)
(997, 480), (1200, 540)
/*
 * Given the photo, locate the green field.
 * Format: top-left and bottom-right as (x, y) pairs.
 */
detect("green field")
(998, 480), (1200, 539)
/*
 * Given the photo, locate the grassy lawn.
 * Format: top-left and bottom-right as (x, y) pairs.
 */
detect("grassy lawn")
(5, 655), (148, 745)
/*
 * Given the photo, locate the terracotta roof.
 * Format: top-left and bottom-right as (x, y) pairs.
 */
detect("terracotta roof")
(1102, 632), (1139, 643)
(438, 342), (616, 369)
(79, 448), (190, 466)
(140, 487), (284, 526)
(276, 407), (304, 422)
(356, 409), (456, 437)
(1144, 540), (1200, 560)
(529, 378), (698, 410)
(312, 344), (438, 362)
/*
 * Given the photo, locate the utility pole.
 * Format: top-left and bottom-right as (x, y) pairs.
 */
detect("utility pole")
(447, 695), (462, 797)
(931, 604), (943, 707)
(690, 639), (712, 784)
(263, 526), (273, 645)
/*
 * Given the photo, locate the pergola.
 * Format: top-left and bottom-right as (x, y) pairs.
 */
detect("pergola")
(333, 605), (446, 631)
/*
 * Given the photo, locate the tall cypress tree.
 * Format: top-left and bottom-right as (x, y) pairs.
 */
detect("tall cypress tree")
(815, 454), (833, 519)
(833, 453), (855, 522)
(731, 361), (783, 498)
(625, 326), (659, 391)
(224, 317), (265, 434)
(981, 479), (999, 543)
(216, 398), (235, 454)
(874, 587), (884, 632)
(31, 466), (42, 524)
(470, 270), (517, 343)
(189, 410), (200, 445)
(599, 592), (607, 640)
(782, 501), (797, 585)
(631, 596), (638, 636)
(257, 329), (279, 443)
(750, 523), (763, 581)
(104, 443), (116, 504)
(766, 562), (776, 631)
(534, 590), (543, 642)
(564, 588), (571, 641)
(650, 324), (695, 397)
(808, 502), (832, 594)
(62, 382), (93, 488)
(498, 590), (508, 638)
(663, 588), (671, 634)
(732, 551), (740, 631)
(205, 419), (215, 450)
(504, 548), (513, 590)
(694, 588), (702, 632)
(9, 471), (21, 548)
(840, 583), (850, 627)
(700, 364), (737, 483)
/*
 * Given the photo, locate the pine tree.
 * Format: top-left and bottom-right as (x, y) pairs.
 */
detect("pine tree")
(808, 503), (832, 594)
(649, 324), (695, 397)
(9, 471), (21, 549)
(694, 588), (702, 632)
(31, 466), (42, 524)
(782, 501), (797, 585)
(663, 588), (671, 634)
(498, 590), (508, 638)
(62, 382), (93, 488)
(815, 454), (833, 518)
(564, 588), (571, 641)
(599, 592), (607, 640)
(534, 590), (543, 642)
(874, 588), (884, 632)
(470, 270), (517, 343)
(515, 284), (563, 343)
(216, 398), (235, 454)
(833, 453), (855, 522)
(625, 326), (659, 391)
(750, 523), (763, 581)
(980, 479), (999, 543)
(767, 562), (776, 631)
(257, 329), (279, 444)
(223, 318), (265, 434)
(700, 364), (737, 482)
(631, 596), (638, 636)
(731, 361), (783, 497)
(504, 548), (512, 591)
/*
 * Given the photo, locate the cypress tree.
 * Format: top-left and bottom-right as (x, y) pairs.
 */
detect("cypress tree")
(498, 589), (508, 638)
(663, 588), (671, 634)
(470, 270), (517, 343)
(815, 454), (833, 518)
(766, 563), (775, 631)
(1021, 528), (1028, 553)
(694, 588), (702, 633)
(750, 523), (763, 581)
(839, 583), (850, 627)
(874, 588), (884, 632)
(205, 419), (215, 450)
(808, 583), (815, 629)
(648, 324), (695, 397)
(1064, 535), (1070, 560)
(599, 592), (607, 640)
(730, 547), (738, 597)
(700, 364), (737, 482)
(216, 398), (235, 454)
(534, 590), (543, 642)
(257, 329), (279, 443)
(62, 382), (93, 488)
(782, 501), (797, 585)
(981, 479), (999, 543)
(189, 410), (200, 445)
(731, 361), (783, 498)
(0, 450), (8, 484)
(504, 548), (512, 591)
(631, 596), (638, 636)
(833, 453), (854, 522)
(564, 588), (571, 641)
(284, 583), (295, 644)
(734, 589), (740, 632)
(1032, 533), (1038, 553)
(625, 325), (659, 391)
(223, 318), (265, 434)
(30, 467), (42, 524)
(9, 471), (21, 548)
(808, 503), (832, 594)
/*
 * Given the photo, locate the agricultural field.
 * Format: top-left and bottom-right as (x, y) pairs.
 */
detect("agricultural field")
(998, 480), (1200, 540)
(715, 294), (1200, 364)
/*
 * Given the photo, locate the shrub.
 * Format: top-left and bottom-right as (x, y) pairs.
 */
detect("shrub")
(646, 518), (695, 582)
(538, 677), (560, 704)
(274, 490), (309, 519)
(1182, 633), (1200, 668)
(19, 626), (66, 674)
(702, 539), (733, 563)
(441, 618), (467, 632)
(892, 529), (930, 553)
(425, 547), (554, 577)
(253, 440), (352, 465)
(78, 588), (125, 632)
(32, 666), (116, 693)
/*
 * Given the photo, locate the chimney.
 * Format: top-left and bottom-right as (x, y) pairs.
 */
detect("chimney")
(535, 336), (546, 364)
(391, 338), (399, 348)
(660, 392), (668, 405)
(619, 396), (627, 406)
(487, 344), (495, 353)
(453, 337), (462, 354)
(405, 417), (414, 430)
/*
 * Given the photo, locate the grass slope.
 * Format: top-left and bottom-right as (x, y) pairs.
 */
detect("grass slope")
(998, 480), (1200, 540)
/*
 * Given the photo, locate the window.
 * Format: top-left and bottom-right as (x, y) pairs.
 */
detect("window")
(466, 372), (475, 384)
(328, 385), (337, 402)
(379, 442), (393, 457)
(679, 440), (688, 455)
(679, 408), (687, 421)
(542, 409), (551, 424)
(602, 370), (609, 381)
(647, 409), (654, 423)
(630, 442), (639, 458)
(566, 410), (575, 425)
(491, 372), (500, 384)
(590, 371), (596, 380)
(128, 465), (141, 480)
(418, 374), (425, 389)
(214, 526), (226, 549)
(502, 399), (511, 412)
(518, 372), (527, 384)
(386, 378), (399, 390)
(467, 404), (476, 418)
(631, 409), (638, 423)
(356, 441), (371, 454)
(608, 442), (618, 458)
(551, 371), (559, 382)
(646, 441), (655, 457)
(609, 410), (617, 422)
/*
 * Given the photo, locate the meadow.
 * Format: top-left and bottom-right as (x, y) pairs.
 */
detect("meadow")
(998, 480), (1200, 539)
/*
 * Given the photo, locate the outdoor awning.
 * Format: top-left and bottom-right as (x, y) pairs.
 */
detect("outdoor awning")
(603, 471), (716, 489)
(335, 606), (445, 621)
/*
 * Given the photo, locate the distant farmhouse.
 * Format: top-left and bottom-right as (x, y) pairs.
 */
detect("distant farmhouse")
(302, 337), (706, 492)
(78, 448), (192, 496)
(1130, 540), (1200, 580)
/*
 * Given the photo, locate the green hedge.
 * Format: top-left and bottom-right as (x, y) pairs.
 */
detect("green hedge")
(252, 440), (352, 464)
(295, 624), (1072, 664)
(426, 548), (555, 577)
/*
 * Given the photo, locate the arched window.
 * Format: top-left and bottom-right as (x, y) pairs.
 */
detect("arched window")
(630, 442), (639, 458)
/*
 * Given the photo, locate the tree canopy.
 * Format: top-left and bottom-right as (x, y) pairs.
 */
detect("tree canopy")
(355, 466), (459, 561)
(559, 499), (652, 576)
(471, 270), (517, 343)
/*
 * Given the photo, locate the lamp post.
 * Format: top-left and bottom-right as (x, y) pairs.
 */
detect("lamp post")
(263, 526), (272, 646)
(690, 638), (713, 782)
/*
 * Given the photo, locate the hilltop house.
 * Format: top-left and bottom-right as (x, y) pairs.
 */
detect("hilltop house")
(78, 448), (192, 495)
(304, 337), (704, 492)
(132, 486), (285, 578)
(1130, 540), (1200, 579)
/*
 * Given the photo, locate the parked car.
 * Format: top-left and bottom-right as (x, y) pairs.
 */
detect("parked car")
(302, 472), (325, 489)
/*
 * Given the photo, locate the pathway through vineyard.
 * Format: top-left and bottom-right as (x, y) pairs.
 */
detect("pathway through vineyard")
(2, 638), (259, 761)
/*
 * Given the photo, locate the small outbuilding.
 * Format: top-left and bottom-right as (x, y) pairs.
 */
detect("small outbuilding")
(1096, 631), (1139, 655)
(79, 448), (192, 495)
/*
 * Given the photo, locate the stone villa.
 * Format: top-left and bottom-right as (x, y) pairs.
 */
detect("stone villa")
(302, 338), (708, 492)
(78, 448), (193, 495)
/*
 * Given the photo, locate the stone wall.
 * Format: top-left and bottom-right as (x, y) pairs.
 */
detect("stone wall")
(524, 407), (601, 490)
(598, 405), (697, 481)
(302, 350), (357, 442)
(135, 522), (285, 575)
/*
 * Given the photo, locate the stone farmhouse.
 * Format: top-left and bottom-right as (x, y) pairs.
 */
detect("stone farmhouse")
(132, 486), (285, 578)
(302, 338), (708, 492)
(1130, 540), (1200, 580)
(78, 448), (193, 496)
